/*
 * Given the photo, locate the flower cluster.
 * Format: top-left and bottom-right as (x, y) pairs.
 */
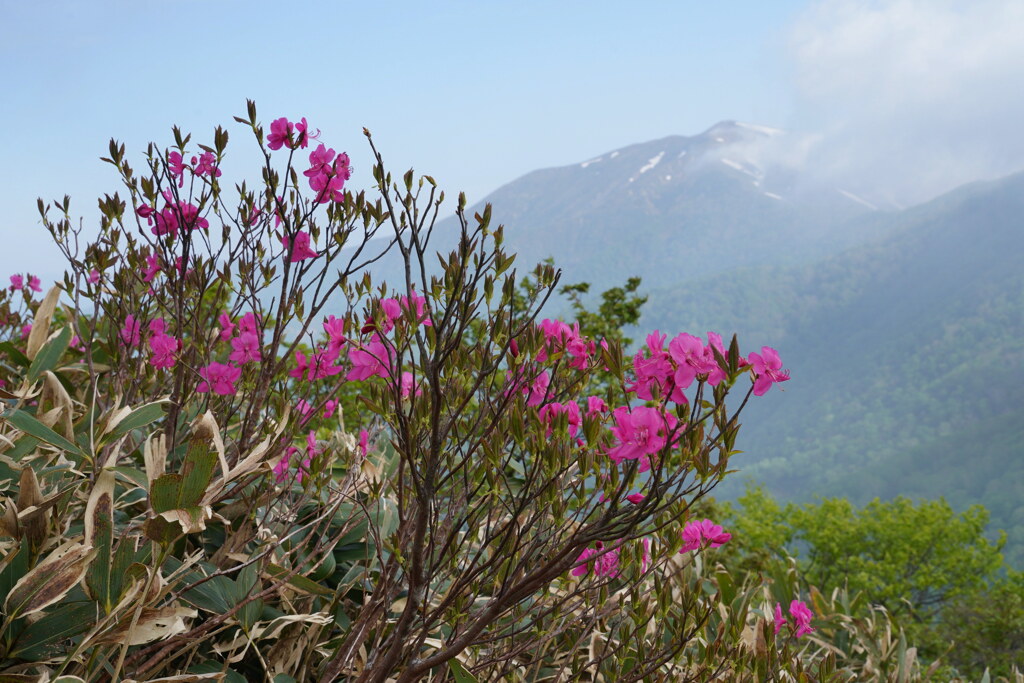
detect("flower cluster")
(679, 519), (733, 553)
(137, 190), (209, 238)
(774, 600), (814, 638)
(8, 274), (41, 293)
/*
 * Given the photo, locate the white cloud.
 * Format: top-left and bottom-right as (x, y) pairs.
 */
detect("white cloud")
(787, 0), (1024, 204)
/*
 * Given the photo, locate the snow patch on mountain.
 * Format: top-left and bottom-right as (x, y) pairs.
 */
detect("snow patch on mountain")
(639, 151), (665, 174)
(838, 189), (879, 210)
(580, 157), (602, 169)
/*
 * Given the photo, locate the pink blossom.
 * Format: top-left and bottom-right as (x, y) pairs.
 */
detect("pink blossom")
(789, 600), (814, 638)
(679, 519), (732, 553)
(148, 331), (179, 368)
(668, 332), (716, 390)
(748, 346), (790, 396)
(27, 276), (41, 293)
(586, 396), (608, 415)
(323, 315), (346, 353)
(628, 331), (686, 403)
(346, 336), (392, 381)
(523, 371), (548, 407)
(295, 117), (318, 148)
(307, 347), (343, 380)
(626, 493), (645, 504)
(289, 350), (311, 380)
(400, 291), (432, 326)
(400, 371), (422, 399)
(193, 151), (221, 178)
(773, 603), (787, 635)
(88, 269), (101, 285)
(274, 446), (298, 483)
(296, 399), (314, 423)
(379, 298), (402, 332)
(571, 541), (619, 578)
(606, 406), (678, 464)
(238, 312), (259, 335)
(228, 331), (261, 364)
(282, 231), (318, 262)
(217, 312), (236, 342)
(9, 274), (23, 290)
(641, 537), (652, 573)
(149, 318), (166, 335)
(142, 253), (160, 283)
(167, 151), (187, 187)
(120, 315), (141, 347)
(358, 429), (369, 458)
(20, 324), (31, 340)
(323, 399), (338, 418)
(538, 401), (581, 437)
(196, 362), (242, 396)
(267, 117), (294, 151)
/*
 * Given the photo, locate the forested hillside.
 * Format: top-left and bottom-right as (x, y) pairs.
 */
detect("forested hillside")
(643, 171), (1024, 562)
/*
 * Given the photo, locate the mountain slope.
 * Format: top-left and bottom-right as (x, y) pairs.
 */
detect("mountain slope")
(642, 171), (1024, 561)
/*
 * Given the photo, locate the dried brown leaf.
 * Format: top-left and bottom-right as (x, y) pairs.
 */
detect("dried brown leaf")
(4, 540), (95, 618)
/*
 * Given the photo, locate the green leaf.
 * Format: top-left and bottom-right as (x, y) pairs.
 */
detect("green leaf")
(448, 659), (478, 683)
(3, 408), (87, 459)
(4, 543), (95, 619)
(7, 601), (96, 660)
(179, 436), (217, 508)
(0, 342), (30, 368)
(25, 326), (72, 385)
(106, 401), (165, 441)
(149, 473), (182, 513)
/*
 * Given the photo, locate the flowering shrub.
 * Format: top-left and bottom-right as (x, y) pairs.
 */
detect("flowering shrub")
(0, 103), (838, 682)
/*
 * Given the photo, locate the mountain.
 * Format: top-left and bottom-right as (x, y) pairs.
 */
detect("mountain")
(472, 121), (889, 289)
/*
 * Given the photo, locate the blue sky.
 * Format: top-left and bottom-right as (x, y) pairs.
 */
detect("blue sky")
(3, 0), (1023, 282)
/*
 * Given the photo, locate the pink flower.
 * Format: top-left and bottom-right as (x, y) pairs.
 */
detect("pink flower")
(217, 312), (236, 342)
(586, 396), (608, 415)
(228, 331), (261, 364)
(149, 331), (179, 368)
(668, 332), (716, 390)
(120, 315), (141, 347)
(538, 401), (581, 437)
(8, 274), (23, 290)
(27, 275), (41, 293)
(606, 406), (678, 464)
(167, 151), (187, 187)
(358, 429), (369, 458)
(323, 315), (346, 354)
(282, 231), (318, 262)
(193, 151), (221, 178)
(237, 312), (259, 335)
(307, 347), (343, 380)
(289, 349), (311, 380)
(20, 324), (31, 340)
(679, 519), (732, 553)
(267, 117), (294, 151)
(571, 541), (619, 578)
(773, 603), (787, 635)
(274, 446), (298, 483)
(399, 291), (432, 327)
(296, 399), (314, 423)
(323, 399), (338, 418)
(789, 600), (814, 638)
(196, 362), (242, 396)
(641, 537), (652, 573)
(346, 335), (392, 381)
(400, 371), (422, 399)
(149, 318), (166, 335)
(628, 331), (687, 403)
(748, 346), (790, 396)
(142, 253), (160, 283)
(88, 269), (101, 285)
(306, 147), (351, 204)
(295, 117), (318, 148)
(525, 371), (549, 407)
(626, 493), (645, 504)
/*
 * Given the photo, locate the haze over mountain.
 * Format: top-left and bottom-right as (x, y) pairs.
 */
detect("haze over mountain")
(444, 125), (1024, 563)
